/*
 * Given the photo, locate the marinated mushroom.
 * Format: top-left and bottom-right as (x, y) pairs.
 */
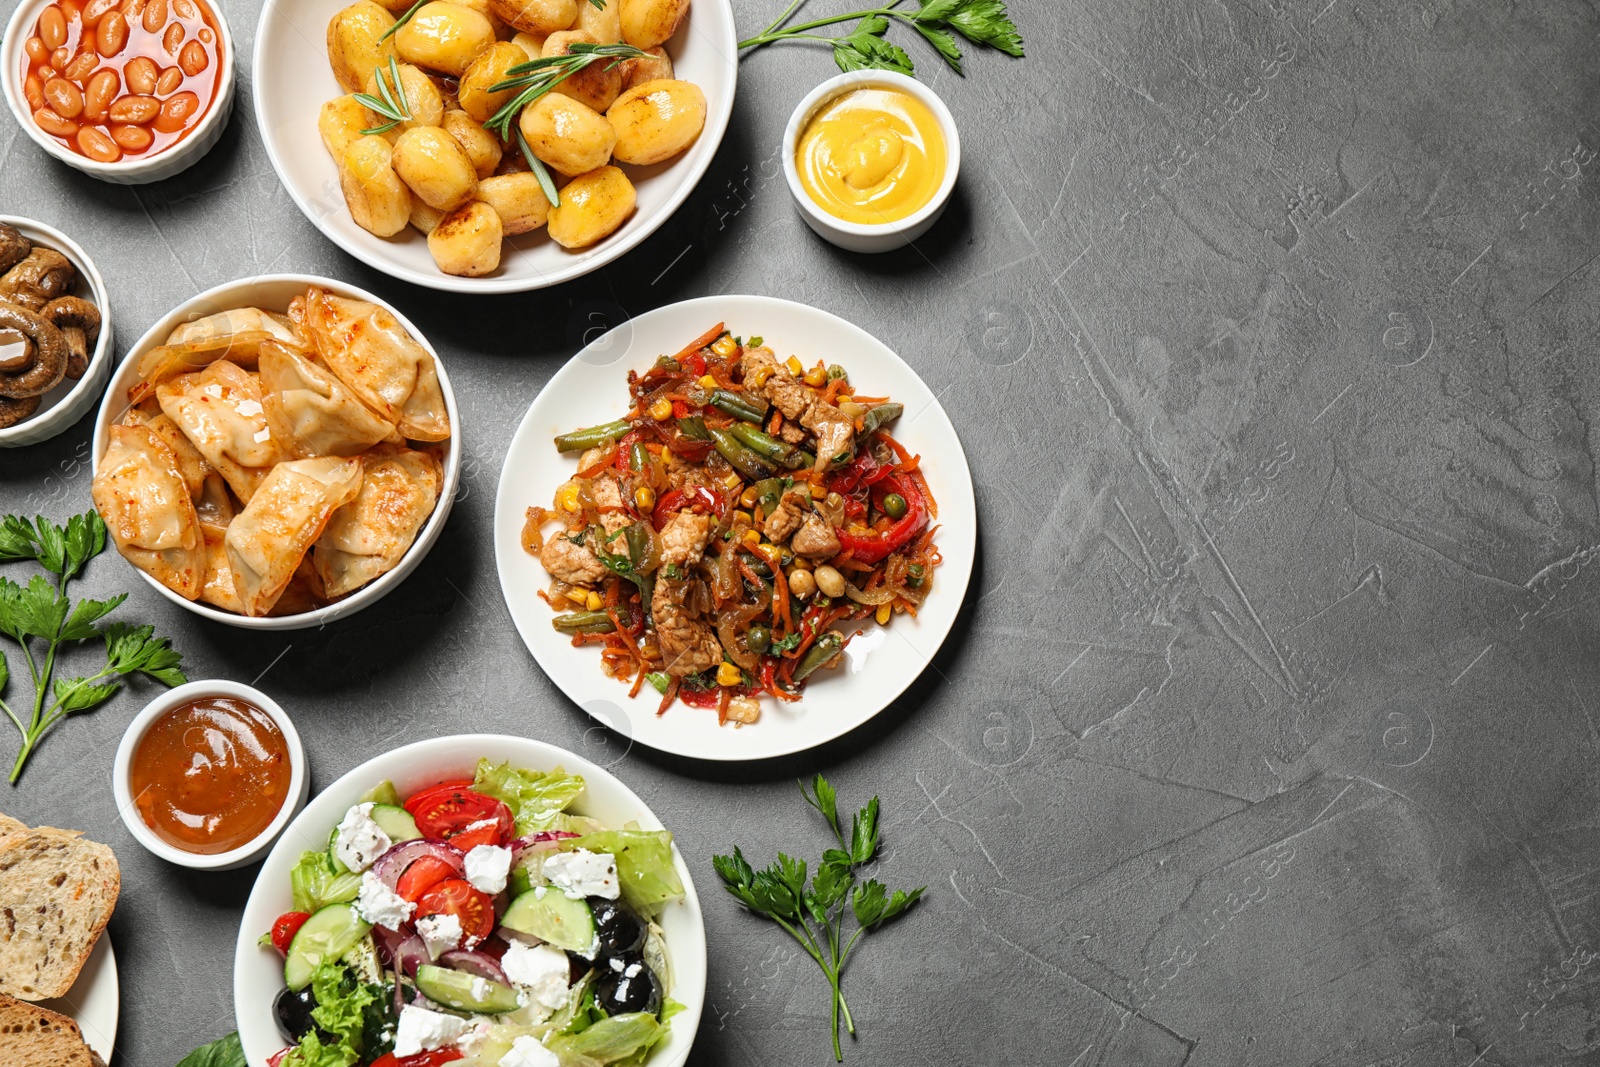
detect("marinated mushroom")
(0, 248), (75, 311)
(0, 395), (42, 429)
(42, 296), (100, 379)
(0, 225), (31, 275)
(0, 301), (68, 398)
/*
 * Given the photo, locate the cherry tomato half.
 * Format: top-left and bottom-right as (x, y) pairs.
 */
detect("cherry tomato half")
(370, 1051), (464, 1067)
(402, 780), (476, 815)
(416, 878), (496, 942)
(396, 855), (458, 904)
(269, 911), (311, 955)
(267, 1050), (291, 1067)
(409, 786), (512, 850)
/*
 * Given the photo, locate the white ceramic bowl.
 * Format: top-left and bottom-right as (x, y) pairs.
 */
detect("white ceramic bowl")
(252, 0), (738, 293)
(1, 0), (236, 184)
(0, 216), (113, 447)
(233, 733), (707, 1066)
(113, 680), (309, 871)
(783, 70), (961, 254)
(90, 272), (462, 630)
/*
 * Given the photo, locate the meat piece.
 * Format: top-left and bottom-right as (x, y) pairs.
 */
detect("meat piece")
(590, 474), (631, 536)
(777, 420), (806, 445)
(659, 510), (715, 567)
(762, 486), (811, 544)
(743, 346), (812, 421)
(539, 533), (609, 585)
(801, 401), (855, 472)
(652, 576), (723, 676)
(792, 512), (841, 559)
(578, 446), (612, 470)
(744, 347), (855, 470)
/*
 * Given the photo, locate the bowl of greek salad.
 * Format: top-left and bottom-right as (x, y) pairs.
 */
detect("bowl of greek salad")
(233, 734), (706, 1067)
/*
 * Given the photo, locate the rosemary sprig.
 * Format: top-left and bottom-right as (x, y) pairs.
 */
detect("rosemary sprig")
(515, 128), (564, 209)
(483, 42), (646, 141)
(355, 56), (412, 136)
(378, 0), (426, 43)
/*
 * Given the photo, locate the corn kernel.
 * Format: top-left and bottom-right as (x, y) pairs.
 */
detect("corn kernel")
(587, 591), (604, 611)
(875, 603), (892, 625)
(749, 366), (773, 388)
(789, 555), (812, 571)
(732, 509), (752, 525)
(803, 366), (828, 388)
(837, 394), (852, 405)
(742, 529), (761, 546)
(557, 484), (581, 512)
(716, 661), (742, 687)
(739, 485), (760, 508)
(711, 335), (738, 358)
(648, 397), (673, 421)
(634, 485), (655, 510)
(698, 374), (719, 389)
(568, 590), (589, 607)
(785, 356), (804, 375)
(723, 472), (743, 490)
(810, 483), (826, 500)
(757, 542), (782, 565)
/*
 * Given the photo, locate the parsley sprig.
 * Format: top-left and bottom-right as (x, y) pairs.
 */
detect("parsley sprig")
(355, 57), (413, 136)
(713, 774), (925, 1060)
(739, 0), (1024, 76)
(0, 512), (186, 783)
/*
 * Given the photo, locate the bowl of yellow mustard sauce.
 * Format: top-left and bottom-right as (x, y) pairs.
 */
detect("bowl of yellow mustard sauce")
(783, 70), (960, 253)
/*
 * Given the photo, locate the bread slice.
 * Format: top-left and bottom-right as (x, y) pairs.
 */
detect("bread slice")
(0, 830), (119, 1001)
(0, 994), (98, 1067)
(0, 815), (27, 838)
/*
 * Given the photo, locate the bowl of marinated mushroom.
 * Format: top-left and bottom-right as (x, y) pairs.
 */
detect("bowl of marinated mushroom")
(252, 0), (736, 292)
(0, 217), (111, 447)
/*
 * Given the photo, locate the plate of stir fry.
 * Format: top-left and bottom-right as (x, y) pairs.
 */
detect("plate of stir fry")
(494, 296), (974, 761)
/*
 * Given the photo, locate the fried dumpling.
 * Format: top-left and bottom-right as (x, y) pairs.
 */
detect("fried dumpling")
(301, 287), (451, 442)
(91, 424), (204, 600)
(195, 472), (236, 535)
(142, 412), (212, 500)
(224, 457), (364, 617)
(132, 308), (304, 394)
(157, 360), (284, 503)
(259, 340), (398, 458)
(198, 529), (245, 614)
(313, 445), (442, 597)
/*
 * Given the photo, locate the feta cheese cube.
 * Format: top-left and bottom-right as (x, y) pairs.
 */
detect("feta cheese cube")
(334, 803), (392, 874)
(356, 870), (415, 930)
(541, 849), (620, 900)
(499, 1034), (560, 1067)
(394, 1005), (467, 1058)
(501, 940), (572, 1011)
(464, 844), (513, 895)
(416, 912), (463, 960)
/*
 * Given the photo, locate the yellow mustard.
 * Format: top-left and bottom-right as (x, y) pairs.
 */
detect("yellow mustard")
(796, 87), (946, 225)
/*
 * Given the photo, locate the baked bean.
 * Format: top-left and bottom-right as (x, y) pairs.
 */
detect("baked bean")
(153, 90), (198, 132)
(84, 68), (120, 120)
(60, 0), (84, 22)
(24, 37), (48, 65)
(110, 122), (153, 151)
(141, 0), (166, 32)
(197, 25), (211, 43)
(32, 107), (78, 137)
(173, 0), (195, 15)
(108, 94), (158, 123)
(155, 65), (182, 94)
(43, 78), (84, 118)
(95, 12), (128, 56)
(83, 0), (119, 24)
(119, 0), (145, 17)
(76, 126), (121, 162)
(23, 76), (45, 111)
(178, 39), (208, 76)
(124, 55), (158, 93)
(38, 7), (67, 50)
(162, 21), (184, 54)
(50, 46), (70, 71)
(63, 51), (99, 82)
(37, 65), (57, 81)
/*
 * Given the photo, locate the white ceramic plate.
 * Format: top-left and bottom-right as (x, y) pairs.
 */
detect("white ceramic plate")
(252, 0), (738, 293)
(42, 935), (118, 1061)
(494, 295), (976, 761)
(234, 734), (706, 1067)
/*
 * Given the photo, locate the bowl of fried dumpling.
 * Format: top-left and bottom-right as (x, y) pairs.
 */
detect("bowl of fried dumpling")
(90, 274), (459, 629)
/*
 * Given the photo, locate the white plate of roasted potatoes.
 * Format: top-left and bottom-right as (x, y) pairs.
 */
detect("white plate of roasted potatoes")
(253, 0), (735, 291)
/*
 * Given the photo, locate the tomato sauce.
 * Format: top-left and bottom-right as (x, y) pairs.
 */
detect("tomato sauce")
(130, 694), (289, 854)
(19, 0), (224, 164)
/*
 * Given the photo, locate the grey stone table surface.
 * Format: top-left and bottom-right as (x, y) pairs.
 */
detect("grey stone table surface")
(3, 0), (1600, 1064)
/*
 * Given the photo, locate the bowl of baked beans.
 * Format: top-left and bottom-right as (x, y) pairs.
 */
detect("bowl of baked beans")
(1, 0), (235, 183)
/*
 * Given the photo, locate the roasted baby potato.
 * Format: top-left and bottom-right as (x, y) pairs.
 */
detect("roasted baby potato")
(428, 201), (503, 275)
(607, 78), (704, 165)
(574, 0), (622, 42)
(442, 109), (503, 176)
(340, 135), (413, 236)
(619, 0), (687, 49)
(489, 0), (576, 34)
(512, 30), (547, 59)
(410, 201), (447, 234)
(319, 94), (374, 158)
(392, 125), (479, 211)
(547, 165), (635, 248)
(394, 1), (496, 75)
(618, 45), (672, 90)
(363, 61), (444, 135)
(327, 1), (397, 93)
(449, 0), (513, 38)
(518, 93), (616, 176)
(477, 172), (551, 233)
(458, 40), (527, 122)
(543, 30), (622, 113)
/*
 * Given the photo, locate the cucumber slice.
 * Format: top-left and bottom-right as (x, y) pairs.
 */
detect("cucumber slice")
(369, 803), (422, 843)
(285, 904), (372, 991)
(326, 828), (346, 874)
(343, 932), (383, 986)
(414, 964), (522, 1014)
(508, 860), (535, 899)
(501, 889), (597, 954)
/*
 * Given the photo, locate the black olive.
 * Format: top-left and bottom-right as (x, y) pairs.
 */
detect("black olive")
(274, 987), (319, 1041)
(594, 955), (662, 1016)
(590, 897), (647, 956)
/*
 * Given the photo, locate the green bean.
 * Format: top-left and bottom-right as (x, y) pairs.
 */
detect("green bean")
(730, 423), (815, 470)
(857, 403), (904, 437)
(629, 439), (648, 471)
(750, 476), (785, 515)
(555, 419), (630, 453)
(708, 426), (776, 481)
(792, 632), (844, 682)
(676, 415), (710, 441)
(552, 611), (616, 634)
(710, 389), (767, 422)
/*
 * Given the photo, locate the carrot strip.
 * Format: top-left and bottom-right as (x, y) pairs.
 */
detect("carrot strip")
(669, 323), (726, 365)
(822, 378), (847, 405)
(910, 467), (938, 518)
(657, 676), (680, 716)
(876, 430), (920, 472)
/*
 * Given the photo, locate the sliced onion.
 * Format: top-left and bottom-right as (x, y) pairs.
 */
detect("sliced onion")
(372, 838), (465, 891)
(439, 950), (509, 985)
(511, 830), (579, 863)
(843, 579), (896, 606)
(374, 926), (429, 979)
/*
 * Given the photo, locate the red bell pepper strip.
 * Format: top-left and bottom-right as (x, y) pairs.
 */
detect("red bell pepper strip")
(651, 485), (725, 530)
(835, 473), (926, 564)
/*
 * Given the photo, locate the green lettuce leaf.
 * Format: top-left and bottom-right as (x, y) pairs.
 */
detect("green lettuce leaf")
(562, 830), (683, 913)
(282, 1032), (359, 1067)
(474, 758), (587, 834)
(358, 779), (402, 807)
(309, 962), (379, 1048)
(290, 851), (362, 913)
(548, 1012), (664, 1065)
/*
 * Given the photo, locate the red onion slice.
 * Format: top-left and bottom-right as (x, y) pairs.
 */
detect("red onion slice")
(374, 925), (430, 979)
(372, 838), (466, 892)
(439, 950), (510, 985)
(510, 830), (579, 861)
